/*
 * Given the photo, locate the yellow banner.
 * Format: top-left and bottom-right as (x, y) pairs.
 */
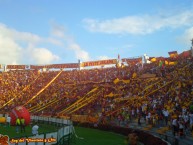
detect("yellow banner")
(132, 72), (137, 78)
(122, 79), (130, 83)
(150, 58), (156, 62)
(169, 61), (177, 65)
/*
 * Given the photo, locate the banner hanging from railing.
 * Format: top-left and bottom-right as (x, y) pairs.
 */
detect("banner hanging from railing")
(44, 63), (79, 69)
(30, 63), (79, 70)
(6, 65), (26, 69)
(81, 59), (117, 67)
(122, 57), (142, 65)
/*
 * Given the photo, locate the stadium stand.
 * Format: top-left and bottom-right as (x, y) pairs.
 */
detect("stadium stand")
(0, 50), (193, 145)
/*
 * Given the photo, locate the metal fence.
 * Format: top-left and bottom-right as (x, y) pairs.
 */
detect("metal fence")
(0, 115), (74, 145)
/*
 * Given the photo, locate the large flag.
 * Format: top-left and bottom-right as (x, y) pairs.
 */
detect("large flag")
(165, 60), (169, 65)
(132, 72), (137, 79)
(150, 57), (156, 62)
(113, 78), (120, 84)
(168, 51), (178, 58)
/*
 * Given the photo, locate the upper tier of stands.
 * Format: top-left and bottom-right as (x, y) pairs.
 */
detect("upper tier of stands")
(0, 55), (192, 131)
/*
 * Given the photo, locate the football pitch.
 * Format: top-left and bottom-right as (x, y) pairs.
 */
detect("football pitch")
(0, 124), (126, 145)
(72, 126), (126, 145)
(0, 123), (59, 138)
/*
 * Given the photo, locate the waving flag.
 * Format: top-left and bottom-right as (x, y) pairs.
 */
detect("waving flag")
(168, 51), (178, 58)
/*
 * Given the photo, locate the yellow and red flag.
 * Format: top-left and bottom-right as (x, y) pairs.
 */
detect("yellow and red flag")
(168, 51), (178, 58)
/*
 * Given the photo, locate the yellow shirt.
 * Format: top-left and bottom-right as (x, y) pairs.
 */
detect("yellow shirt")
(16, 118), (20, 125)
(21, 118), (25, 125)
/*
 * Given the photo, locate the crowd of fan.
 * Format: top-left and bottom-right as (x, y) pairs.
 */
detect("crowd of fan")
(0, 57), (193, 137)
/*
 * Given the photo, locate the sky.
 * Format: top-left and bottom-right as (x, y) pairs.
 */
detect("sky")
(0, 0), (193, 65)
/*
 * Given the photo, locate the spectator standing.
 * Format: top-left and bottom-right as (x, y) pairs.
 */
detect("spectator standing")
(16, 117), (21, 133)
(163, 108), (169, 126)
(189, 112), (193, 132)
(20, 117), (25, 133)
(172, 117), (179, 137)
(6, 115), (11, 127)
(32, 123), (39, 136)
(178, 118), (184, 137)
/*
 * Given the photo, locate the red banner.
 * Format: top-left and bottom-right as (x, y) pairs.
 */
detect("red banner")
(30, 65), (44, 70)
(45, 63), (79, 69)
(30, 63), (79, 69)
(82, 59), (117, 67)
(6, 65), (26, 69)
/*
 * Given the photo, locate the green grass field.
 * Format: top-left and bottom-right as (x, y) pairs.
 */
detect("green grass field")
(0, 123), (59, 138)
(0, 124), (126, 145)
(72, 127), (126, 145)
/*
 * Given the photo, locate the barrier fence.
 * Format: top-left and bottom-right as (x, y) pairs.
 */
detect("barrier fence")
(0, 115), (74, 145)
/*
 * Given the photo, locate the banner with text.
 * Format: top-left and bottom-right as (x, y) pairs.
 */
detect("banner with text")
(6, 65), (26, 70)
(30, 63), (79, 70)
(81, 59), (117, 67)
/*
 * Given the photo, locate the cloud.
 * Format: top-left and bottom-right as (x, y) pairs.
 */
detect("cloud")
(47, 37), (64, 46)
(0, 23), (41, 44)
(51, 23), (66, 38)
(0, 35), (22, 64)
(69, 43), (90, 61)
(83, 10), (193, 35)
(50, 23), (90, 61)
(179, 26), (193, 45)
(98, 55), (111, 60)
(0, 23), (61, 64)
(29, 47), (59, 64)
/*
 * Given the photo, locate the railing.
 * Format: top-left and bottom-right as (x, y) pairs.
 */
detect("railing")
(0, 115), (74, 145)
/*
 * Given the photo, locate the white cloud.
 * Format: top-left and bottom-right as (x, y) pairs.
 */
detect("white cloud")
(98, 55), (111, 60)
(0, 35), (22, 64)
(179, 27), (193, 45)
(50, 23), (90, 61)
(0, 23), (61, 64)
(69, 43), (90, 61)
(30, 48), (59, 64)
(0, 23), (41, 44)
(83, 10), (193, 35)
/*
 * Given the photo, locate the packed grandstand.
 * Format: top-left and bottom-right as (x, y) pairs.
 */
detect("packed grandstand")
(0, 49), (193, 142)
